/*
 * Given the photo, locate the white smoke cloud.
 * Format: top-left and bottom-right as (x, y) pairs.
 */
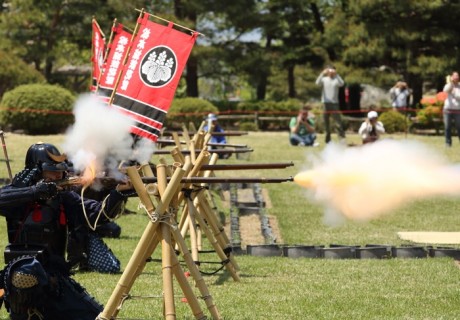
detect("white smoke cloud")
(296, 139), (460, 225)
(61, 94), (156, 178)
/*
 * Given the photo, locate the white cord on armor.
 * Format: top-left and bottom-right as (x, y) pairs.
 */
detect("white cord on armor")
(80, 185), (112, 232)
(27, 308), (44, 320)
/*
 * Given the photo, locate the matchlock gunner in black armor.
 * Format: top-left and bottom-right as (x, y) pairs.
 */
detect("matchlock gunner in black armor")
(0, 142), (132, 320)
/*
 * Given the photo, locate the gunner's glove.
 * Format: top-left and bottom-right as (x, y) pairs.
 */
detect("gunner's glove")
(33, 181), (58, 200)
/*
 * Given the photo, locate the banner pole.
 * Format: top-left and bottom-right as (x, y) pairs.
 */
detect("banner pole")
(0, 131), (13, 182)
(108, 9), (144, 105)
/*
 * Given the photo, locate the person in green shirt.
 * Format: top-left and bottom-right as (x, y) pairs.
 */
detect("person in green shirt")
(289, 105), (319, 146)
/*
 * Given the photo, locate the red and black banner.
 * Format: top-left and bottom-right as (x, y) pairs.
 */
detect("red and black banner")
(111, 13), (198, 142)
(90, 19), (106, 92)
(97, 22), (132, 102)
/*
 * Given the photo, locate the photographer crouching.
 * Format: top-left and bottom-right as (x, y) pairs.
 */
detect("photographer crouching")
(289, 104), (319, 147)
(358, 111), (385, 144)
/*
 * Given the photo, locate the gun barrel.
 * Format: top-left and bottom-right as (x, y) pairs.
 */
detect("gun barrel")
(56, 176), (119, 189)
(141, 176), (293, 184)
(156, 139), (248, 149)
(162, 131), (248, 137)
(154, 148), (253, 155)
(199, 162), (294, 171)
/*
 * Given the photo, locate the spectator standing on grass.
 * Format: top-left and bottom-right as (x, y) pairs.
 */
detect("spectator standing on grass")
(358, 111), (385, 144)
(443, 71), (460, 148)
(390, 81), (411, 113)
(289, 105), (319, 147)
(315, 66), (346, 144)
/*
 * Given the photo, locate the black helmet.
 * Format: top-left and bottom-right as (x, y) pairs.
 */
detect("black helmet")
(25, 142), (68, 172)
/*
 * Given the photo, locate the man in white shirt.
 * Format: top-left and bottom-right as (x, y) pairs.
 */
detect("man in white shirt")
(316, 66), (346, 144)
(390, 81), (411, 112)
(443, 71), (460, 147)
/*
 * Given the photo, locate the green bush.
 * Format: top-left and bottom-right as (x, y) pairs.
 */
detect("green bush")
(0, 84), (75, 134)
(235, 99), (303, 130)
(236, 99), (302, 113)
(166, 97), (218, 129)
(0, 50), (46, 98)
(239, 121), (258, 131)
(379, 110), (409, 133)
(415, 105), (442, 125)
(212, 100), (240, 112)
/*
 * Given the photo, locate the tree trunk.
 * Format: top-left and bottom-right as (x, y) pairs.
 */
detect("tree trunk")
(256, 36), (273, 100)
(256, 76), (267, 100)
(174, 0), (198, 97)
(310, 3), (336, 61)
(186, 55), (199, 97)
(287, 65), (296, 98)
(409, 75), (423, 110)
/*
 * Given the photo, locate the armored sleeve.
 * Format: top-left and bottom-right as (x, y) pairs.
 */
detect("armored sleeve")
(0, 185), (36, 208)
(0, 182), (58, 209)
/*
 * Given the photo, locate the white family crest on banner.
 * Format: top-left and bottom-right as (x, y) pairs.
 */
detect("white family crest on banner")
(140, 46), (177, 87)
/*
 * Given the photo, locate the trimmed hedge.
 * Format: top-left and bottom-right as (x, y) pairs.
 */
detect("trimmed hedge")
(0, 84), (75, 134)
(236, 98), (302, 113)
(166, 97), (218, 129)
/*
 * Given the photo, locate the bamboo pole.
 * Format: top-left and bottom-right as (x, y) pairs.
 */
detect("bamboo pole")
(187, 198), (199, 264)
(157, 163), (175, 320)
(97, 165), (185, 320)
(156, 161), (211, 319)
(188, 198), (240, 281)
(195, 194), (240, 273)
(170, 219), (222, 319)
(0, 131), (12, 181)
(172, 132), (181, 149)
(108, 9), (144, 105)
(171, 146), (185, 164)
(134, 8), (205, 37)
(177, 151), (210, 231)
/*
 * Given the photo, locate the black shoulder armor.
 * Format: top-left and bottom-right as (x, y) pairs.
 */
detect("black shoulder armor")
(12, 168), (41, 188)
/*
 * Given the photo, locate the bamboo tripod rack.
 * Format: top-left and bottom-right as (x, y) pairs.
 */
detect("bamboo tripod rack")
(175, 152), (240, 280)
(97, 127), (242, 319)
(168, 127), (240, 281)
(97, 157), (223, 319)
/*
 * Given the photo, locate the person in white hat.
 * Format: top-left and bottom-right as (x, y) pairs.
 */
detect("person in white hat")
(358, 110), (385, 144)
(203, 113), (229, 158)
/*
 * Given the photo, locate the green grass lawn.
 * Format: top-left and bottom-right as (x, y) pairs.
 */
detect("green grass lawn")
(0, 131), (460, 319)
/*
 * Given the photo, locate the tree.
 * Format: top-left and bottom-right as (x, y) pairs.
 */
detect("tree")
(330, 0), (460, 106)
(0, 0), (144, 88)
(265, 0), (323, 99)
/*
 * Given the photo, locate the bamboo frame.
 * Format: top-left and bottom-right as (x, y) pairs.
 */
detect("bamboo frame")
(98, 157), (222, 319)
(97, 165), (185, 319)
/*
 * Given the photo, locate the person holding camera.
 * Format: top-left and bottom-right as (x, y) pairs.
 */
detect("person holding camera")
(358, 111), (385, 144)
(315, 66), (346, 144)
(390, 81), (411, 112)
(289, 105), (319, 147)
(443, 71), (460, 147)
